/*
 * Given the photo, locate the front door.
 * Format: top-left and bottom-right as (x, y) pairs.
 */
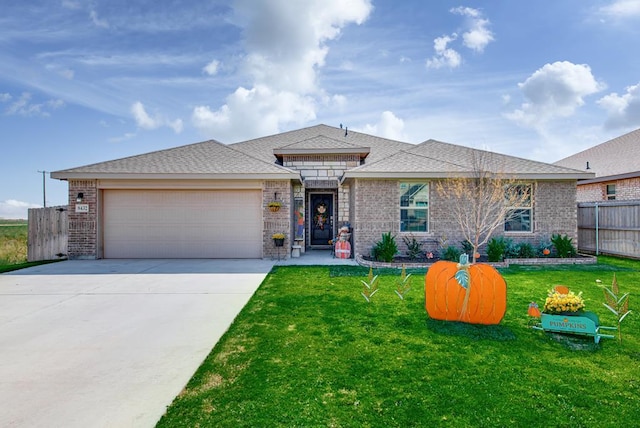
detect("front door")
(310, 193), (333, 246)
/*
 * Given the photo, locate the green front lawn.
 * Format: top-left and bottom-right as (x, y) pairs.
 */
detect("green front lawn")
(158, 257), (639, 427)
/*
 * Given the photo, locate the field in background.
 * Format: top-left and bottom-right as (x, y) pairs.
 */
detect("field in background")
(0, 219), (28, 266)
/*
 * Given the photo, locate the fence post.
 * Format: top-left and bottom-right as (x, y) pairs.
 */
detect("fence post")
(594, 203), (599, 256)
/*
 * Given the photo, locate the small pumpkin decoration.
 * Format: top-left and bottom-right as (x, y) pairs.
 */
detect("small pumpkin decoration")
(425, 254), (507, 325)
(528, 302), (541, 318)
(553, 285), (570, 295)
(542, 248), (551, 256)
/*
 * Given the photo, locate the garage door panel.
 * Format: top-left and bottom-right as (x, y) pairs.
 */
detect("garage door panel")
(103, 190), (262, 258)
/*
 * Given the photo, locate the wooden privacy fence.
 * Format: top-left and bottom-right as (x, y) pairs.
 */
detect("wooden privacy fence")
(577, 200), (640, 259)
(28, 206), (68, 262)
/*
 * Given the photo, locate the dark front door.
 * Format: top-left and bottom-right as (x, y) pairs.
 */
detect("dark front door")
(310, 193), (333, 246)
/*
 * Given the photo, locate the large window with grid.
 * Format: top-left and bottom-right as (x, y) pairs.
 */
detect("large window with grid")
(400, 182), (429, 232)
(504, 184), (532, 232)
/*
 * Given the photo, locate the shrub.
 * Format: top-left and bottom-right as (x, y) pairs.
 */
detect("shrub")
(402, 234), (424, 261)
(441, 245), (461, 262)
(372, 232), (398, 263)
(516, 242), (536, 258)
(503, 238), (518, 259)
(487, 237), (507, 262)
(537, 238), (553, 257)
(551, 234), (577, 258)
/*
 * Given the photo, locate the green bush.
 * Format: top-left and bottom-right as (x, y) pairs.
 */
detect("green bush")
(516, 242), (536, 258)
(537, 238), (553, 257)
(551, 234), (577, 258)
(402, 234), (424, 260)
(441, 245), (461, 262)
(487, 237), (507, 262)
(372, 232), (398, 263)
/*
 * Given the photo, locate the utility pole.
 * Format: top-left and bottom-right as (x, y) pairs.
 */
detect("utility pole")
(37, 170), (47, 207)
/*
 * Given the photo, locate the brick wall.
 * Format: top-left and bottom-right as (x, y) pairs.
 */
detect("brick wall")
(577, 177), (640, 202)
(353, 178), (580, 258)
(352, 179), (399, 257)
(535, 181), (578, 244)
(263, 180), (292, 259)
(67, 179), (98, 259)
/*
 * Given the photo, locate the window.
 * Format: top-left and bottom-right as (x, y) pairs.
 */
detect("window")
(400, 182), (428, 232)
(606, 184), (616, 200)
(504, 184), (532, 232)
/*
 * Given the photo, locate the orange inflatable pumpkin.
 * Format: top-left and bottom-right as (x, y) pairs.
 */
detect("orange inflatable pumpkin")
(425, 260), (507, 325)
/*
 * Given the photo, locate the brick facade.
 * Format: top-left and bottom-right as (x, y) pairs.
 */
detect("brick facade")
(263, 180), (292, 259)
(67, 179), (98, 259)
(352, 178), (579, 258)
(577, 177), (640, 202)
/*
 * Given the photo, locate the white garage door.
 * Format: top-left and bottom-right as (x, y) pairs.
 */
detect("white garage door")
(103, 190), (262, 258)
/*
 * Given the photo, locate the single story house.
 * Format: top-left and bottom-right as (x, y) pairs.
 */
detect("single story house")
(51, 124), (593, 260)
(554, 128), (640, 203)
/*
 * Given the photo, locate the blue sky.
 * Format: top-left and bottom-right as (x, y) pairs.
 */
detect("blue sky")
(2, 0), (640, 218)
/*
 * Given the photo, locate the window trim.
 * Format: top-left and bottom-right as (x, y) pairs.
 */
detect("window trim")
(504, 183), (533, 233)
(399, 181), (429, 233)
(606, 183), (616, 200)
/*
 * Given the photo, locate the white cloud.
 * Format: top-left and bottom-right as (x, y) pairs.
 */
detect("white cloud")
(203, 59), (220, 76)
(426, 34), (461, 69)
(4, 92), (64, 117)
(90, 9), (109, 29)
(45, 63), (75, 79)
(600, 0), (640, 17)
(361, 111), (407, 141)
(0, 200), (40, 220)
(192, 0), (373, 140)
(598, 82), (640, 129)
(108, 132), (137, 143)
(426, 7), (494, 70)
(450, 7), (494, 52)
(505, 61), (605, 129)
(131, 101), (183, 133)
(192, 85), (316, 142)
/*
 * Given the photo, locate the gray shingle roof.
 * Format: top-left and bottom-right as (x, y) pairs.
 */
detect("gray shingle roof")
(230, 124), (412, 164)
(345, 139), (593, 179)
(51, 123), (594, 181)
(554, 128), (640, 180)
(51, 139), (297, 179)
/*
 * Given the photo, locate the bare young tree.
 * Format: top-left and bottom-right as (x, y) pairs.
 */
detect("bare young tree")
(435, 151), (532, 263)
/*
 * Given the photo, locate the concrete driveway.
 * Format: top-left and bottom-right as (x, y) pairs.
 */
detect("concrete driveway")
(0, 259), (275, 428)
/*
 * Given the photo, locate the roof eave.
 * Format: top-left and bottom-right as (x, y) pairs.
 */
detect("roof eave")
(578, 171), (640, 185)
(50, 172), (300, 181)
(343, 171), (595, 180)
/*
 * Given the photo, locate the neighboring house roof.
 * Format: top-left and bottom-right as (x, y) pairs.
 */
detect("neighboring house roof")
(554, 128), (640, 184)
(51, 139), (298, 180)
(344, 139), (593, 180)
(51, 123), (594, 182)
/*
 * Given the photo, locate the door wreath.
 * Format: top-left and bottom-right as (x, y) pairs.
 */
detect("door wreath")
(314, 202), (328, 230)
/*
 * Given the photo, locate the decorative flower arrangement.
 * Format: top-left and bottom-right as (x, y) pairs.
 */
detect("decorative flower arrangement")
(543, 285), (585, 314)
(272, 233), (285, 240)
(267, 201), (282, 212)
